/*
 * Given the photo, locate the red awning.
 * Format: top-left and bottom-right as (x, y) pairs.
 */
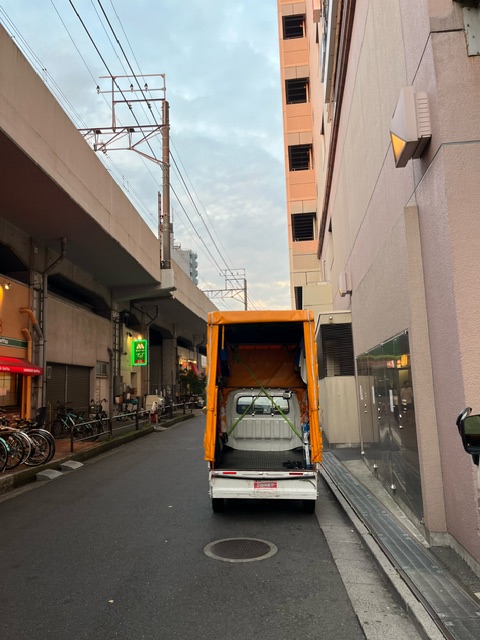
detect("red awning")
(188, 362), (201, 376)
(0, 357), (43, 376)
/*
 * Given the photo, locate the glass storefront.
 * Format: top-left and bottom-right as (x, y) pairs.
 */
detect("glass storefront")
(357, 331), (423, 520)
(0, 372), (19, 408)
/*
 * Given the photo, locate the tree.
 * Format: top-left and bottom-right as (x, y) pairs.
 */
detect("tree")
(178, 368), (206, 398)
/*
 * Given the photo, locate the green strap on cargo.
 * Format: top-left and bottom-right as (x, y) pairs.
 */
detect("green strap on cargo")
(227, 357), (301, 440)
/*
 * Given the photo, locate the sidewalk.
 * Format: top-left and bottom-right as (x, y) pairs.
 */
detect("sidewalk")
(322, 447), (480, 640)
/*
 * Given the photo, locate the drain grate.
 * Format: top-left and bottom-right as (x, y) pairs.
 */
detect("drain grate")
(204, 537), (278, 563)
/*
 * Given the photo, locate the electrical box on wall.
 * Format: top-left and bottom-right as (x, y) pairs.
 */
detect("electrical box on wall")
(338, 271), (352, 296)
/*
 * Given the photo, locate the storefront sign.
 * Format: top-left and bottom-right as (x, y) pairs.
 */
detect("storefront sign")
(0, 336), (28, 349)
(132, 339), (148, 366)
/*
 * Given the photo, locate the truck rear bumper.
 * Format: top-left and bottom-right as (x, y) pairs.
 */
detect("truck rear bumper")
(209, 470), (318, 501)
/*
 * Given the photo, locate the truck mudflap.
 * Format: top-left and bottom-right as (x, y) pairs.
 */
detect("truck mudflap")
(209, 469), (318, 501)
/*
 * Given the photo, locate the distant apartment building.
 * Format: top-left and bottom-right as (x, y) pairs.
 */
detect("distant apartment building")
(173, 244), (198, 285)
(277, 0), (358, 453)
(277, 1), (480, 570)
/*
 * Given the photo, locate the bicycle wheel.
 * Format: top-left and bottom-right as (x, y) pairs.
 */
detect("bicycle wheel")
(4, 432), (26, 470)
(94, 417), (105, 437)
(0, 438), (8, 472)
(24, 432), (54, 466)
(12, 430), (32, 464)
(84, 419), (101, 440)
(28, 427), (55, 448)
(49, 419), (65, 439)
(25, 429), (55, 463)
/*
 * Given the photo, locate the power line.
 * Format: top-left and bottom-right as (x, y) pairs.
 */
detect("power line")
(14, 1), (259, 309)
(93, 0), (254, 299)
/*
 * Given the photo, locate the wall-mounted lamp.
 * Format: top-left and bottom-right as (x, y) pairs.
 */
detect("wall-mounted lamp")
(126, 331), (133, 337)
(390, 86), (431, 168)
(3, 283), (10, 290)
(338, 271), (352, 297)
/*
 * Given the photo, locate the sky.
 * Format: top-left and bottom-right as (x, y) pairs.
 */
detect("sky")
(0, 0), (290, 311)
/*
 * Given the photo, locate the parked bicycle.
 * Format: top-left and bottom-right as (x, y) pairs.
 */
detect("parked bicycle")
(0, 426), (29, 470)
(0, 407), (55, 471)
(15, 407), (56, 466)
(113, 398), (138, 422)
(89, 399), (109, 433)
(48, 401), (100, 440)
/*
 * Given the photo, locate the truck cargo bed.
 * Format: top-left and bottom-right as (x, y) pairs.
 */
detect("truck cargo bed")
(217, 446), (304, 470)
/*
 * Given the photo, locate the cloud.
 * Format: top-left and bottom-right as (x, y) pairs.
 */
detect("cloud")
(1, 0), (291, 310)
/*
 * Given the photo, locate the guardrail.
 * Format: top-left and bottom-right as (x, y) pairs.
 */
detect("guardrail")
(65, 401), (196, 453)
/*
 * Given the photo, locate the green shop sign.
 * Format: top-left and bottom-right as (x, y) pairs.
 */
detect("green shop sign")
(131, 339), (148, 366)
(0, 336), (28, 349)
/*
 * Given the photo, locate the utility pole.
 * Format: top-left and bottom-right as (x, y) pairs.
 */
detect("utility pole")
(78, 74), (171, 265)
(161, 100), (171, 268)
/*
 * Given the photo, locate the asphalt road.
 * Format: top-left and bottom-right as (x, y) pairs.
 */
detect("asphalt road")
(0, 415), (420, 640)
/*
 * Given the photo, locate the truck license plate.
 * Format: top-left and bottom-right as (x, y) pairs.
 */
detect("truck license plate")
(254, 481), (277, 489)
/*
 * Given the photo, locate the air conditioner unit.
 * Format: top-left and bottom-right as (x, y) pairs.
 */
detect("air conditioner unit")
(338, 271), (352, 297)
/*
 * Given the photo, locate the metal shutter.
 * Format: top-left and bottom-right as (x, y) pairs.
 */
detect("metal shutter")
(46, 363), (90, 416)
(66, 365), (90, 414)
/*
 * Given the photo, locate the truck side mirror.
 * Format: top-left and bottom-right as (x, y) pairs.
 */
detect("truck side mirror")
(456, 407), (480, 466)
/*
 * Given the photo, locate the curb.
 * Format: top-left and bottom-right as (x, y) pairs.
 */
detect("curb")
(0, 413), (194, 496)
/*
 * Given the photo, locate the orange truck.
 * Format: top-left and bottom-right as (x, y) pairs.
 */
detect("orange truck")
(204, 310), (322, 513)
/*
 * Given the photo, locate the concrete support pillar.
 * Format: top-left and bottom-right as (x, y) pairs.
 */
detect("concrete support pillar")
(162, 338), (177, 399)
(404, 205), (447, 536)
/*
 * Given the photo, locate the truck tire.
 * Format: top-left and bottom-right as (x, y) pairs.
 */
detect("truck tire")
(212, 498), (225, 513)
(302, 500), (316, 514)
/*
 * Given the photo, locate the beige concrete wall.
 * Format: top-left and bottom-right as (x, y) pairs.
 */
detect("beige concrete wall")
(0, 25), (160, 282)
(172, 261), (217, 322)
(320, 0), (480, 562)
(320, 376), (360, 446)
(412, 143), (480, 559)
(47, 297), (111, 368)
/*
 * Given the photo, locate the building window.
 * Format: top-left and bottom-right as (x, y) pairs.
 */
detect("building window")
(96, 361), (108, 377)
(285, 78), (309, 104)
(288, 144), (312, 171)
(0, 373), (19, 408)
(292, 213), (316, 242)
(294, 286), (303, 310)
(283, 14), (305, 39)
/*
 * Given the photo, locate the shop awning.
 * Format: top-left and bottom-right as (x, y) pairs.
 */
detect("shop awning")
(189, 361), (201, 376)
(0, 357), (43, 376)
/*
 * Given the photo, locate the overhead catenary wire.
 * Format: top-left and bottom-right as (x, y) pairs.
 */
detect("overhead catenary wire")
(48, 2), (157, 220)
(96, 0), (260, 308)
(78, 3), (237, 288)
(4, 2), (262, 310)
(81, 1), (232, 271)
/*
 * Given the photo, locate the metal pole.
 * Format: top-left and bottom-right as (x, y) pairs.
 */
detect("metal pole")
(162, 100), (171, 267)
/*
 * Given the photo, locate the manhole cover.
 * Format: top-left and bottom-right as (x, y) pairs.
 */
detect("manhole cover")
(204, 537), (278, 563)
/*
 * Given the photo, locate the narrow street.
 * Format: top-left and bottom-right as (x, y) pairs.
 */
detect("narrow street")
(0, 415), (420, 640)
